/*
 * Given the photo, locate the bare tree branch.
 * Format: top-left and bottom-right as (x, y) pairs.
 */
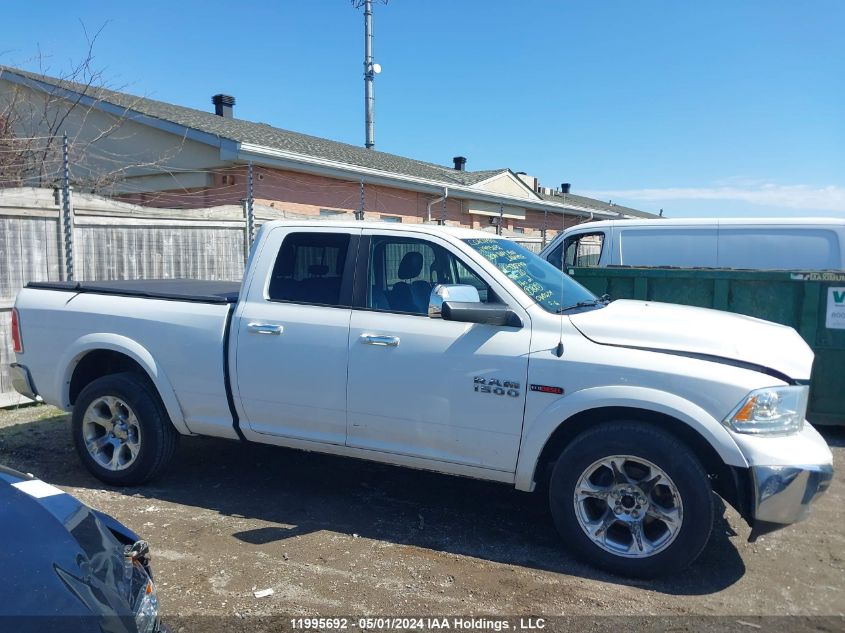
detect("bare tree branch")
(1, 22), (184, 193)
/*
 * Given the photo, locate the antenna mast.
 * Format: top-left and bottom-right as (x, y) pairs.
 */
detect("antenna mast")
(354, 0), (387, 149)
(363, 0), (375, 149)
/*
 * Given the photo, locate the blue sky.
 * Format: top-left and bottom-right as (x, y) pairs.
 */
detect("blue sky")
(3, 1), (843, 217)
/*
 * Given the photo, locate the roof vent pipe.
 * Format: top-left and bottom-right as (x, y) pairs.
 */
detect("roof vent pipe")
(453, 156), (467, 171)
(212, 94), (236, 118)
(560, 183), (571, 194)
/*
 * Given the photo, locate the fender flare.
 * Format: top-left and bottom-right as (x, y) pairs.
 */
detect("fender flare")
(514, 385), (748, 491)
(57, 333), (192, 435)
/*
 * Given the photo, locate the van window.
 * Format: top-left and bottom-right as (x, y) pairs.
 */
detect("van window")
(718, 229), (841, 270)
(546, 243), (564, 270)
(268, 232), (351, 306)
(563, 232), (605, 267)
(619, 228), (717, 267)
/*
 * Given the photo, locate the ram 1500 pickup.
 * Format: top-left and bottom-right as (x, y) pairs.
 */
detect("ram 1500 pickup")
(10, 221), (833, 577)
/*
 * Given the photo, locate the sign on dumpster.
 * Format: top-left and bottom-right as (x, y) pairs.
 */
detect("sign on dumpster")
(827, 287), (845, 329)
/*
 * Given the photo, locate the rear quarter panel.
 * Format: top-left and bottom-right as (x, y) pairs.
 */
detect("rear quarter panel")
(14, 288), (236, 438)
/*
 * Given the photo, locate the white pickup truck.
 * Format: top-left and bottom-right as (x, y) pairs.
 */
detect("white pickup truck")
(10, 221), (833, 577)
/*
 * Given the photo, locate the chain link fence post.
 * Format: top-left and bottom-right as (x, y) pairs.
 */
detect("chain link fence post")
(60, 132), (75, 281)
(242, 163), (256, 264)
(355, 179), (365, 220)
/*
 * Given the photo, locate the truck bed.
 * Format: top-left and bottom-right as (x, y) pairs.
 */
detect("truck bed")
(16, 281), (239, 438)
(27, 279), (240, 304)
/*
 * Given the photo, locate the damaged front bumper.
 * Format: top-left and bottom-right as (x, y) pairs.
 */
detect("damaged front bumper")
(726, 422), (834, 541)
(748, 463), (834, 541)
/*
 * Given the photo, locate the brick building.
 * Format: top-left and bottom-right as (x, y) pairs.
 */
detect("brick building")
(0, 66), (655, 239)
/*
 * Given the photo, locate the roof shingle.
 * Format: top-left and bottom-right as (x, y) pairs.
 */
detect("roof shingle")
(1, 65), (656, 217)
(1, 66), (506, 186)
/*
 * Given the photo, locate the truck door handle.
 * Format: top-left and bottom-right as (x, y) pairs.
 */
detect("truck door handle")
(247, 323), (284, 335)
(360, 334), (400, 347)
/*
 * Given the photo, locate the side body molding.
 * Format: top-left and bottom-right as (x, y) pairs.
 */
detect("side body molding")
(514, 385), (749, 491)
(56, 333), (192, 436)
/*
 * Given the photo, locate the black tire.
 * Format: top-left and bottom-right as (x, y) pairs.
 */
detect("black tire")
(548, 421), (714, 578)
(72, 372), (178, 486)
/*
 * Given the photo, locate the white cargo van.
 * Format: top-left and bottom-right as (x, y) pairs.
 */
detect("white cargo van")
(541, 218), (845, 270)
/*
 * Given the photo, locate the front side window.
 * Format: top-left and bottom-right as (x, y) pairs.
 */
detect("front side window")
(268, 232), (350, 306)
(368, 236), (494, 315)
(464, 238), (597, 313)
(563, 232), (605, 267)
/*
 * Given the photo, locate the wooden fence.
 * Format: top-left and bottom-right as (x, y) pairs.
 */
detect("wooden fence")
(0, 187), (542, 407)
(0, 188), (312, 406)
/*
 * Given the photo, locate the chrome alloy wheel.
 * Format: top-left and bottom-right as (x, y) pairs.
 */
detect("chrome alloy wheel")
(81, 396), (142, 471)
(573, 455), (683, 558)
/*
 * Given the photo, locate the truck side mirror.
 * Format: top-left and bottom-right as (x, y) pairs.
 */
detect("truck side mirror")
(428, 284), (480, 318)
(429, 284), (521, 328)
(441, 302), (522, 327)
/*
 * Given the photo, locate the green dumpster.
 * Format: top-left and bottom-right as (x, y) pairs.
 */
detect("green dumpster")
(568, 267), (845, 426)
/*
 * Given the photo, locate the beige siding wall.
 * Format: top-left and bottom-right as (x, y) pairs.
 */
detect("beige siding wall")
(472, 172), (536, 198)
(0, 79), (228, 186)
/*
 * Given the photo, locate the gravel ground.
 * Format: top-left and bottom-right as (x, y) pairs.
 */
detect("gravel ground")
(1, 404), (843, 619)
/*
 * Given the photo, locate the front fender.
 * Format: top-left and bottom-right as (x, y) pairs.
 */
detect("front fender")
(514, 385), (748, 491)
(56, 333), (191, 435)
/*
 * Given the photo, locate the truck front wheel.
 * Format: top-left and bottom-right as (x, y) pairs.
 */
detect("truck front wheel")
(548, 421), (714, 578)
(72, 372), (178, 486)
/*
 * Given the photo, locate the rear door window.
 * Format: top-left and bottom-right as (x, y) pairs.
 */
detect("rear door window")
(267, 232), (352, 306)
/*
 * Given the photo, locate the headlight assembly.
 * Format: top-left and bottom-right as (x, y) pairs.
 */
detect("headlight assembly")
(724, 385), (808, 436)
(125, 541), (159, 633)
(132, 566), (159, 633)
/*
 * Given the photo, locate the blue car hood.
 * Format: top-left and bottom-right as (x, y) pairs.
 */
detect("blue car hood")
(0, 465), (141, 631)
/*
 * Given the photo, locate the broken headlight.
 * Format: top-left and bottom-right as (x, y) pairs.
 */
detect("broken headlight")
(126, 541), (159, 633)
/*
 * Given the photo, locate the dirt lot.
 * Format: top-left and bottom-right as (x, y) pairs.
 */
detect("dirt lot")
(1, 404), (843, 618)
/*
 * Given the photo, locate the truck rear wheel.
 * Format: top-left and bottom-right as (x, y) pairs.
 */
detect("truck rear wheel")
(72, 372), (178, 486)
(548, 421), (714, 578)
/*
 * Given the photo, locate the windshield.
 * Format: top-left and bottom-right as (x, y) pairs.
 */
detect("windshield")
(463, 238), (599, 313)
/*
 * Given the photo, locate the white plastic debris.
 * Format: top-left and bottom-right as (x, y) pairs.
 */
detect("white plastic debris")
(253, 588), (274, 598)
